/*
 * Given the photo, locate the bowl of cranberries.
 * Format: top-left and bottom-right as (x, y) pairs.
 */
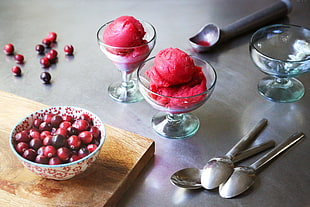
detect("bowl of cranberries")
(9, 106), (106, 180)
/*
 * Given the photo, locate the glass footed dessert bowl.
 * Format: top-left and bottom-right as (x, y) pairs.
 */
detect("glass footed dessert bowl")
(137, 56), (217, 139)
(250, 24), (310, 103)
(97, 18), (156, 103)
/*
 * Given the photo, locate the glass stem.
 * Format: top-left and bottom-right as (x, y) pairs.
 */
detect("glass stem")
(275, 77), (292, 88)
(167, 113), (184, 126)
(275, 77), (289, 84)
(121, 71), (134, 89)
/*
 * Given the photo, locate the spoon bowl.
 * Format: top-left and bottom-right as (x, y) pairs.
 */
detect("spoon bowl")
(170, 168), (202, 190)
(201, 119), (268, 190)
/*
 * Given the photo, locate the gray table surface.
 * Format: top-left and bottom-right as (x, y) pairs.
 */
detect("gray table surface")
(1, 0), (309, 206)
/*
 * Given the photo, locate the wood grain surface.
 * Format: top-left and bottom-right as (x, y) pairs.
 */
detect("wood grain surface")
(0, 90), (155, 207)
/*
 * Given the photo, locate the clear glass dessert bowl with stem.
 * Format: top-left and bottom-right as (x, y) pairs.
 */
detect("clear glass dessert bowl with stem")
(97, 19), (156, 103)
(250, 24), (310, 103)
(137, 56), (217, 139)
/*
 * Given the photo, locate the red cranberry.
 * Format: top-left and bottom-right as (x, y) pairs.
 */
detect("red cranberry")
(40, 131), (51, 140)
(3, 43), (14, 55)
(57, 147), (71, 161)
(72, 119), (89, 131)
(35, 155), (49, 164)
(15, 142), (29, 154)
(15, 130), (30, 143)
(87, 144), (97, 153)
(49, 157), (62, 165)
(51, 134), (66, 148)
(46, 53), (57, 64)
(64, 45), (74, 55)
(14, 54), (24, 63)
(67, 126), (79, 136)
(54, 127), (68, 137)
(40, 72), (52, 84)
(49, 49), (58, 57)
(42, 38), (52, 47)
(59, 121), (71, 129)
(35, 44), (45, 54)
(80, 114), (92, 124)
(47, 32), (57, 42)
(67, 135), (81, 150)
(62, 115), (74, 123)
(78, 131), (93, 144)
(11, 66), (22, 76)
(51, 115), (63, 127)
(33, 118), (43, 129)
(90, 126), (101, 139)
(43, 135), (53, 145)
(37, 146), (46, 155)
(39, 121), (52, 131)
(29, 138), (42, 150)
(29, 130), (40, 139)
(69, 155), (79, 162)
(43, 114), (53, 123)
(43, 145), (57, 158)
(40, 57), (50, 68)
(23, 148), (37, 161)
(78, 147), (89, 159)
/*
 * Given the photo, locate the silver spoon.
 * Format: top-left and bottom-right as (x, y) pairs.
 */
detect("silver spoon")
(170, 140), (275, 189)
(219, 132), (305, 198)
(201, 118), (268, 190)
(189, 0), (292, 52)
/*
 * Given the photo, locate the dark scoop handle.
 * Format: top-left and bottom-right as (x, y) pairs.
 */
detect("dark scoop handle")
(219, 0), (292, 43)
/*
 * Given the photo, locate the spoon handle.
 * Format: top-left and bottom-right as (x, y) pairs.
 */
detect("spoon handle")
(233, 140), (275, 163)
(226, 118), (268, 159)
(250, 132), (305, 171)
(220, 0), (292, 43)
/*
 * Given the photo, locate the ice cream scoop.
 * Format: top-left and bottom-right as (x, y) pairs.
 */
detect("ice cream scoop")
(146, 48), (207, 106)
(103, 16), (146, 47)
(190, 0), (292, 52)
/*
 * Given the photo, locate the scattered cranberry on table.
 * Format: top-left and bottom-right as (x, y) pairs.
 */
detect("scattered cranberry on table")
(64, 44), (74, 55)
(42, 38), (52, 48)
(11, 66), (22, 76)
(14, 54), (24, 63)
(35, 44), (45, 54)
(3, 43), (14, 55)
(13, 113), (101, 165)
(40, 57), (50, 68)
(40, 71), (52, 84)
(48, 49), (58, 58)
(45, 53), (56, 64)
(47, 32), (57, 42)
(4, 32), (76, 82)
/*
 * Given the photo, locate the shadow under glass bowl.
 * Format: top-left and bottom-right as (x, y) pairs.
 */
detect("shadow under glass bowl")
(137, 56), (217, 139)
(250, 24), (310, 103)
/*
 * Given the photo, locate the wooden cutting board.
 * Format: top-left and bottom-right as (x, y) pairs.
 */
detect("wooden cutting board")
(0, 90), (155, 207)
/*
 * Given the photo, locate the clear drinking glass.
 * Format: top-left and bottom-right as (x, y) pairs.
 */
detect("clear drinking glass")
(137, 56), (217, 139)
(97, 20), (156, 103)
(250, 24), (310, 102)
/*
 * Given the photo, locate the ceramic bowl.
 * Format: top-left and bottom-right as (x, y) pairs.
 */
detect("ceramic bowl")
(10, 106), (106, 180)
